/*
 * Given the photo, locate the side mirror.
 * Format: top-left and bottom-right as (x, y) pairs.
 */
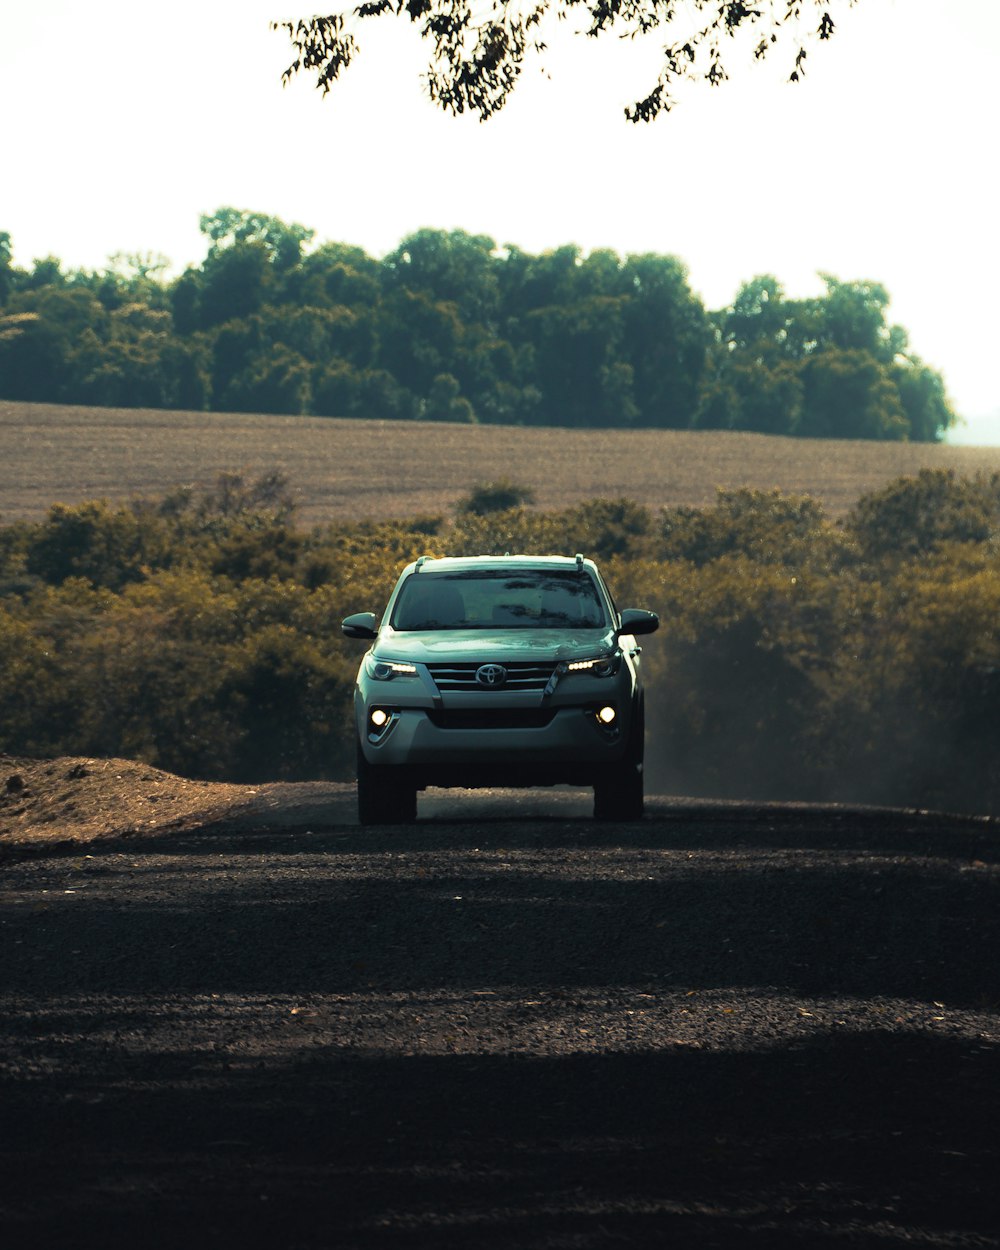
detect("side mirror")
(618, 608), (659, 637)
(342, 611), (378, 640)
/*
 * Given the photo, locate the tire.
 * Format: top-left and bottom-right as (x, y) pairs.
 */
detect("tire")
(593, 759), (644, 821)
(356, 739), (417, 826)
(593, 698), (644, 821)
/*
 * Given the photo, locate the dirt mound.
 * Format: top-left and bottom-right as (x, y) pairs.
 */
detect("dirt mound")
(0, 755), (354, 850)
(0, 755), (255, 848)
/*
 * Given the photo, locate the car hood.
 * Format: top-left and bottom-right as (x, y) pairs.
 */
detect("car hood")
(375, 626), (617, 664)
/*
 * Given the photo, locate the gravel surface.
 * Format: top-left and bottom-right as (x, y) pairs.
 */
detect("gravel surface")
(2, 793), (999, 1249)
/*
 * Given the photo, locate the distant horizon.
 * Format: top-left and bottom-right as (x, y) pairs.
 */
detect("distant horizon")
(945, 410), (1000, 447)
(0, 392), (995, 448)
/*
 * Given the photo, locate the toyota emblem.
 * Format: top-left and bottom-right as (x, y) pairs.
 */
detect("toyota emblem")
(475, 663), (507, 688)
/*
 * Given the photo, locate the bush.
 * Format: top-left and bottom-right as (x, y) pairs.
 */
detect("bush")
(845, 469), (1000, 561)
(455, 478), (536, 516)
(0, 475), (997, 813)
(660, 488), (837, 569)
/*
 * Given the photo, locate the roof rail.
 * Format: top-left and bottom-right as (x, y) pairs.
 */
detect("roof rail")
(575, 553), (585, 569)
(415, 555), (429, 570)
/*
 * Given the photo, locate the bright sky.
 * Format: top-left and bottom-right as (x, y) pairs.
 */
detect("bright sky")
(3, 0), (998, 443)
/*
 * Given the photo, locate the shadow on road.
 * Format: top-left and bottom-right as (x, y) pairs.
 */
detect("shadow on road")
(3, 812), (999, 1004)
(2, 801), (999, 1248)
(2, 1030), (998, 1248)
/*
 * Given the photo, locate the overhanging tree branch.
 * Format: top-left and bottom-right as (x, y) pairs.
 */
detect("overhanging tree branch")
(272, 0), (857, 121)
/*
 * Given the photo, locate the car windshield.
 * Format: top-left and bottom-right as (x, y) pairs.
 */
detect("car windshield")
(391, 569), (607, 631)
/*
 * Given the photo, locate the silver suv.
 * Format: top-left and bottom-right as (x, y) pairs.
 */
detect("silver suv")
(342, 554), (658, 824)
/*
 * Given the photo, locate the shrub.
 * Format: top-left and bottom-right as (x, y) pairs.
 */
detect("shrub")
(1, 476), (997, 813)
(845, 469), (1000, 561)
(660, 488), (836, 569)
(455, 478), (536, 516)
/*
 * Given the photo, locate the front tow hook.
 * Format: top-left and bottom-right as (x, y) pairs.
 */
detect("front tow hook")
(542, 662), (568, 700)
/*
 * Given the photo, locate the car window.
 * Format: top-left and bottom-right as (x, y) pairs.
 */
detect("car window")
(391, 570), (606, 631)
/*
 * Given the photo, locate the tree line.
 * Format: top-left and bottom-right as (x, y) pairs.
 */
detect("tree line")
(0, 211), (953, 440)
(1, 469), (997, 815)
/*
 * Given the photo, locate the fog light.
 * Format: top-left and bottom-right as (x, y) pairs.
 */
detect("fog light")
(370, 708), (389, 729)
(597, 705), (617, 726)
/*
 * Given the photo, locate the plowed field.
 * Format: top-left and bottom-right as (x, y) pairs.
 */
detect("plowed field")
(4, 401), (1000, 524)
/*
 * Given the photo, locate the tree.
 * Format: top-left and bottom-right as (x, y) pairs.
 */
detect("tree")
(170, 268), (202, 336)
(498, 244), (583, 322)
(0, 231), (14, 303)
(525, 295), (634, 426)
(700, 357), (804, 435)
(424, 371), (477, 422)
(199, 207), (314, 272)
(273, 0), (856, 122)
(71, 304), (208, 411)
(375, 286), (466, 395)
(285, 241), (381, 309)
(620, 253), (709, 426)
(0, 286), (106, 402)
(22, 256), (65, 291)
(893, 357), (955, 443)
(199, 241), (271, 328)
(102, 252), (173, 309)
(383, 228), (500, 326)
(220, 342), (313, 415)
(797, 347), (907, 440)
(705, 273), (954, 441)
(722, 275), (795, 353)
(813, 274), (903, 362)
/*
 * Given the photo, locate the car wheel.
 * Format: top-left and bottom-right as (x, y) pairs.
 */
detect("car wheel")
(356, 739), (417, 825)
(593, 758), (644, 821)
(593, 699), (644, 821)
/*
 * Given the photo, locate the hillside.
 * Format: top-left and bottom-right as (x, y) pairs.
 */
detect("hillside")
(4, 400), (1000, 524)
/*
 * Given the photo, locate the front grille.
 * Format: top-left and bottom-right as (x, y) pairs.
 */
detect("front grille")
(426, 661), (557, 692)
(426, 708), (557, 731)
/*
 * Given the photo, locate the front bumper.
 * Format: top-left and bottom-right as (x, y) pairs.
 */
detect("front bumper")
(355, 679), (634, 786)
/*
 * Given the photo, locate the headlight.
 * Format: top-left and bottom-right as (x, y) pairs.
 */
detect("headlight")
(365, 655), (418, 681)
(565, 653), (619, 678)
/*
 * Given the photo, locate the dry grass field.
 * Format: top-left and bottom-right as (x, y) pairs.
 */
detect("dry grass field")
(4, 400), (1000, 525)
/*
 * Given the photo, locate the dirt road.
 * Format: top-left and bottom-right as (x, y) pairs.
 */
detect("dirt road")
(2, 794), (998, 1248)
